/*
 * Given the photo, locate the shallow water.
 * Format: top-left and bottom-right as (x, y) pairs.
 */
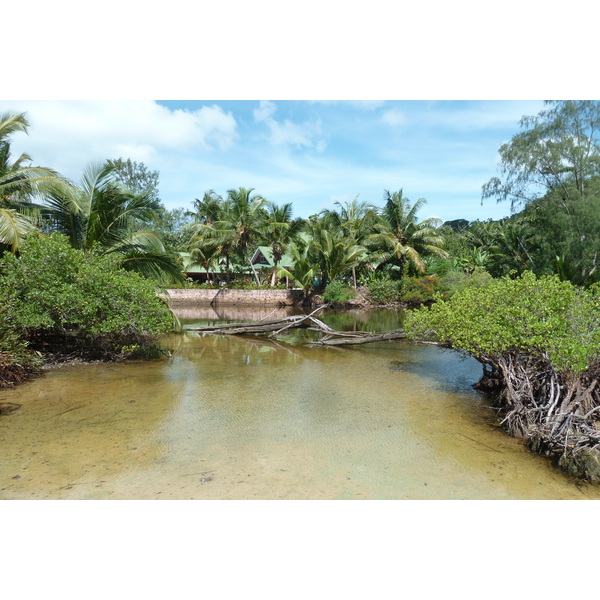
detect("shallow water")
(1, 306), (598, 500)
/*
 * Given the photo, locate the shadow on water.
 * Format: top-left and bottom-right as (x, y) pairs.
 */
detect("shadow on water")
(1, 306), (599, 500)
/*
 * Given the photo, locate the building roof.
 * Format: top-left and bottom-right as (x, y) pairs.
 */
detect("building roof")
(250, 247), (295, 268)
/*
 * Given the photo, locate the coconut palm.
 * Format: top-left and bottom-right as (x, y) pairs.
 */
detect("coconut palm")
(260, 201), (304, 286)
(486, 220), (536, 277)
(368, 189), (448, 275)
(43, 161), (183, 283)
(188, 190), (224, 225)
(322, 196), (378, 288)
(279, 218), (365, 292)
(199, 187), (267, 285)
(0, 112), (68, 251)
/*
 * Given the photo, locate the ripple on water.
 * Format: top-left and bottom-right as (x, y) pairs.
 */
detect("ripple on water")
(1, 309), (598, 499)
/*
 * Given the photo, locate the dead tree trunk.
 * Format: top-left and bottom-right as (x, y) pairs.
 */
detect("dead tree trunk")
(186, 306), (406, 346)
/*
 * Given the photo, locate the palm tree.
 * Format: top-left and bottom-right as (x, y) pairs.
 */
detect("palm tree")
(260, 201), (304, 286)
(368, 189), (448, 275)
(0, 112), (68, 252)
(486, 219), (536, 277)
(200, 187), (267, 285)
(188, 190), (223, 225)
(188, 239), (221, 285)
(322, 196), (378, 288)
(279, 218), (365, 293)
(43, 162), (183, 283)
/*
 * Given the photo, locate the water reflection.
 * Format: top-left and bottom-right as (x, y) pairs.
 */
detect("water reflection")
(170, 304), (304, 323)
(1, 308), (598, 500)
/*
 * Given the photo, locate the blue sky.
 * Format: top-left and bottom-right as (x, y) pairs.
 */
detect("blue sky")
(1, 99), (546, 223)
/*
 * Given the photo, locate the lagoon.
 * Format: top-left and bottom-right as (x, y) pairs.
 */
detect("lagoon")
(1, 306), (598, 500)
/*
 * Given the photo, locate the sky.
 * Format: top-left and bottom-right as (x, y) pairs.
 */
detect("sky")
(6, 1), (598, 592)
(1, 99), (547, 224)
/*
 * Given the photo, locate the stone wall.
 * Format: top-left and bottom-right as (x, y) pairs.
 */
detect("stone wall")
(164, 288), (305, 305)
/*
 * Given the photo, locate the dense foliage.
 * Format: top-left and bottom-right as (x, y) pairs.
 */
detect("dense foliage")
(322, 281), (355, 303)
(405, 272), (600, 374)
(0, 234), (174, 361)
(3, 101), (600, 301)
(405, 272), (600, 479)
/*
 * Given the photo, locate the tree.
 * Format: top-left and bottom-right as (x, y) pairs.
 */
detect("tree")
(260, 201), (304, 286)
(322, 196), (378, 288)
(522, 182), (600, 285)
(189, 190), (224, 225)
(279, 218), (365, 293)
(482, 102), (600, 286)
(105, 158), (161, 209)
(486, 219), (536, 277)
(43, 162), (183, 283)
(482, 100), (600, 211)
(405, 271), (600, 480)
(194, 187), (267, 285)
(187, 239), (221, 285)
(0, 233), (174, 360)
(368, 189), (448, 275)
(0, 111), (68, 252)
(151, 207), (195, 253)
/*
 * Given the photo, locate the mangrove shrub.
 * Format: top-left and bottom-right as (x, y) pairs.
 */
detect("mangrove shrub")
(0, 233), (174, 360)
(405, 272), (600, 480)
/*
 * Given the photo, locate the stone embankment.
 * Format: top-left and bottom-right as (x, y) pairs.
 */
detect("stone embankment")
(164, 288), (306, 306)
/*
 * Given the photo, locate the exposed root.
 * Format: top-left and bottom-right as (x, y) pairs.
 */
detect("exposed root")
(477, 354), (600, 482)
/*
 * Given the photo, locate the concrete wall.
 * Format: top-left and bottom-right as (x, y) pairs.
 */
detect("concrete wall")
(164, 288), (305, 305)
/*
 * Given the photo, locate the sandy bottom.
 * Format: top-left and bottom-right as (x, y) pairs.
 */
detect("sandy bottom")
(1, 326), (598, 500)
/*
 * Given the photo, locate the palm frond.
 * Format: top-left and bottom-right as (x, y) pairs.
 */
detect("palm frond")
(0, 208), (36, 251)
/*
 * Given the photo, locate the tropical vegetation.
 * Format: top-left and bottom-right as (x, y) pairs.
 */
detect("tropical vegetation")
(2, 101), (600, 389)
(1, 234), (174, 367)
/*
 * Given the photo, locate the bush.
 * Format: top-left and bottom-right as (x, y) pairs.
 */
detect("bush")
(322, 281), (355, 303)
(401, 275), (441, 305)
(405, 271), (600, 374)
(366, 279), (402, 304)
(0, 234), (175, 361)
(438, 268), (493, 299)
(0, 304), (41, 388)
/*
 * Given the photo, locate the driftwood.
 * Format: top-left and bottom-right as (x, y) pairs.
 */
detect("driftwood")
(186, 306), (406, 346)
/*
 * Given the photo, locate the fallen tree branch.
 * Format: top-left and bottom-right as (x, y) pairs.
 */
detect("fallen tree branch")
(186, 306), (406, 347)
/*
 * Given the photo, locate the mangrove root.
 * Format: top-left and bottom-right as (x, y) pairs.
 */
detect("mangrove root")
(478, 354), (600, 482)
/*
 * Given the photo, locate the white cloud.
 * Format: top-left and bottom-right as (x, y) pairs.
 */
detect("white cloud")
(252, 100), (327, 151)
(253, 100), (277, 122)
(0, 100), (238, 180)
(381, 109), (408, 127)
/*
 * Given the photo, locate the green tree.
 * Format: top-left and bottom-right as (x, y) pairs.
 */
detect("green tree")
(279, 218), (365, 293)
(189, 190), (224, 225)
(151, 207), (195, 253)
(522, 182), (600, 285)
(322, 196), (378, 288)
(486, 218), (536, 277)
(0, 233), (174, 360)
(482, 101), (600, 286)
(260, 201), (304, 286)
(187, 238), (221, 285)
(0, 112), (68, 252)
(194, 187), (267, 285)
(368, 189), (448, 275)
(43, 162), (183, 283)
(105, 158), (161, 208)
(405, 272), (600, 477)
(482, 100), (600, 211)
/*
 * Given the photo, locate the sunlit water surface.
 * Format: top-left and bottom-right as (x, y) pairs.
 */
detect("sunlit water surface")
(1, 305), (598, 500)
